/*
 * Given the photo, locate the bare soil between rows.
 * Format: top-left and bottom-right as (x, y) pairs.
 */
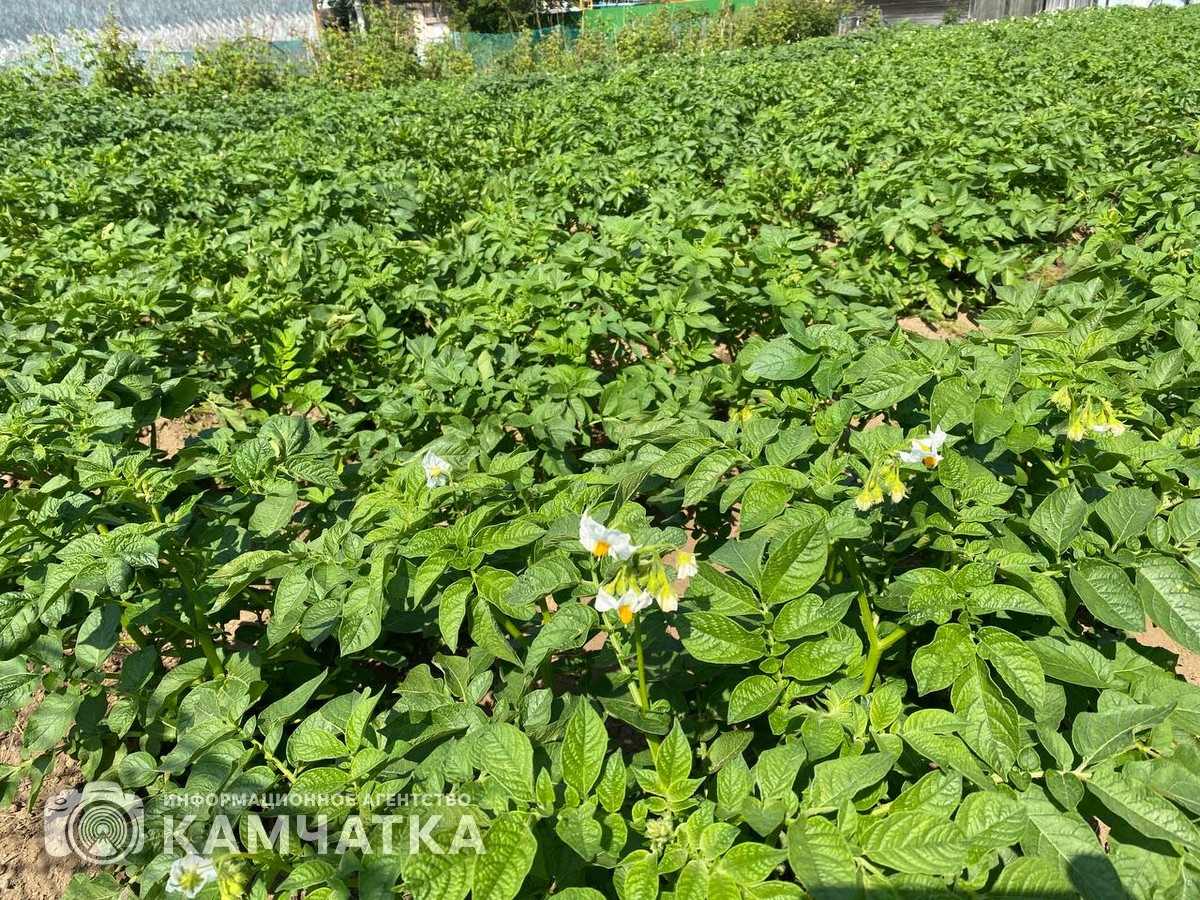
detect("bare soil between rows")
(0, 701), (95, 898)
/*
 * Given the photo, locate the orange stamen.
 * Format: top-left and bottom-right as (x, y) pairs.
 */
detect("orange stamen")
(618, 605), (634, 624)
(593, 540), (611, 557)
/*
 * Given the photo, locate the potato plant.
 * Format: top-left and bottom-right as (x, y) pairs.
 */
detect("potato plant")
(1, 7), (1200, 899)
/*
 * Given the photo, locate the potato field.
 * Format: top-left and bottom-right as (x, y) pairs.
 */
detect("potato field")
(2, 8), (1200, 899)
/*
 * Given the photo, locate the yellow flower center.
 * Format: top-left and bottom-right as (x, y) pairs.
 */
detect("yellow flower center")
(618, 604), (634, 624)
(179, 871), (205, 890)
(593, 540), (611, 558)
(923, 456), (938, 468)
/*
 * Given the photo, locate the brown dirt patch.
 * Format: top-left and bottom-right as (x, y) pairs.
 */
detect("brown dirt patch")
(1030, 257), (1071, 287)
(224, 609), (265, 646)
(582, 630), (608, 653)
(303, 406), (332, 426)
(898, 311), (979, 340)
(1134, 623), (1200, 686)
(0, 698), (94, 898)
(137, 411), (221, 458)
(850, 412), (889, 431)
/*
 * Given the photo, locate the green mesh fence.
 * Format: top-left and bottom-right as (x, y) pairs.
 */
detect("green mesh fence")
(450, 26), (581, 70)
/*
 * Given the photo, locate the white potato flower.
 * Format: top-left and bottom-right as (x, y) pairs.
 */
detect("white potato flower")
(422, 451), (452, 488)
(897, 427), (948, 469)
(579, 510), (638, 560)
(595, 586), (619, 614)
(595, 586), (654, 624)
(675, 550), (699, 579)
(167, 854), (216, 898)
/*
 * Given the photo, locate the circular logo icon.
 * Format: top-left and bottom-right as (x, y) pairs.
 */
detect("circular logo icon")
(45, 783), (144, 865)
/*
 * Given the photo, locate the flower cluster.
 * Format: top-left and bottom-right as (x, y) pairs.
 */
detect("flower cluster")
(1073, 400), (1125, 440)
(645, 813), (676, 851)
(579, 511), (697, 624)
(856, 428), (948, 512)
(1052, 389), (1127, 441)
(595, 569), (655, 624)
(855, 462), (904, 511)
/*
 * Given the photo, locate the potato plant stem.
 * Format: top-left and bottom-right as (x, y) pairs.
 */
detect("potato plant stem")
(606, 629), (645, 707)
(171, 551), (225, 678)
(539, 601), (554, 687)
(633, 616), (650, 713)
(632, 619), (661, 754)
(857, 589), (909, 693)
(498, 611), (528, 646)
(193, 600), (226, 678)
(1060, 419), (1073, 488)
(254, 739), (298, 784)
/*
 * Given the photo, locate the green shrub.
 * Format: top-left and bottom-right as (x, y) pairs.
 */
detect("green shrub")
(533, 30), (575, 73)
(313, 4), (422, 90)
(571, 26), (611, 67)
(732, 0), (850, 47)
(423, 39), (477, 79)
(446, 0), (540, 34)
(855, 6), (885, 28)
(613, 11), (678, 64)
(494, 31), (537, 75)
(0, 34), (82, 89)
(688, 9), (724, 52)
(943, 0), (967, 23)
(158, 39), (294, 96)
(80, 16), (152, 95)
